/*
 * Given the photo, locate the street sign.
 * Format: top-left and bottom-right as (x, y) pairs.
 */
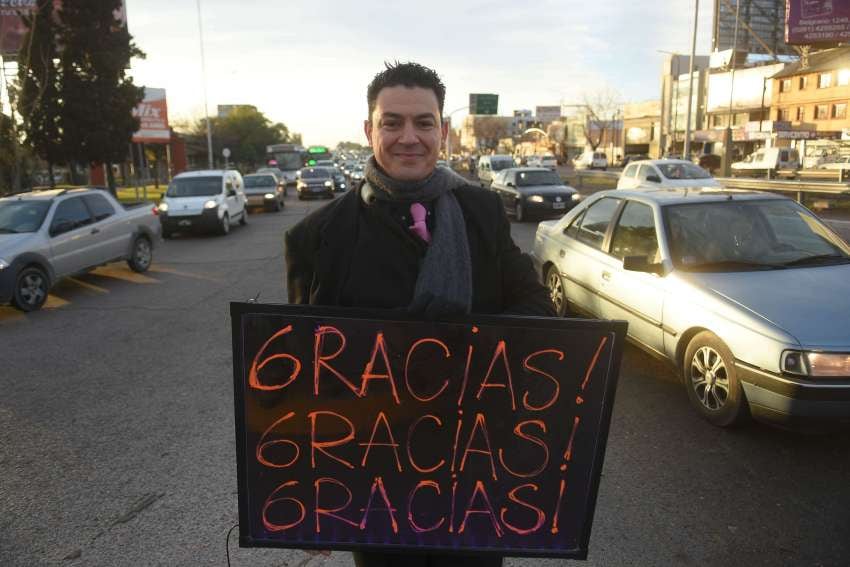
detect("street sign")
(231, 303), (626, 558)
(223, 148), (231, 158)
(470, 93), (499, 115)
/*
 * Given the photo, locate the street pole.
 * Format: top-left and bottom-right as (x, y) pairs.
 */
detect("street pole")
(444, 105), (469, 166)
(721, 0), (741, 177)
(684, 0), (699, 160)
(196, 0), (214, 170)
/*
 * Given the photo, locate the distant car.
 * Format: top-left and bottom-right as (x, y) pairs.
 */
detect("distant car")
(531, 187), (850, 427)
(617, 159), (719, 190)
(573, 150), (608, 170)
(158, 170), (248, 237)
(477, 155), (516, 188)
(527, 155), (557, 169)
(819, 156), (850, 170)
(0, 188), (161, 312)
(732, 147), (800, 174)
(349, 164), (365, 182)
(329, 169), (348, 192)
(489, 167), (580, 222)
(243, 173), (285, 212)
(296, 167), (335, 200)
(621, 154), (650, 167)
(255, 167), (289, 196)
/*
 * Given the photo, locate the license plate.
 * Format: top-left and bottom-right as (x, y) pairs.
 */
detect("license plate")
(553, 202), (566, 209)
(179, 220), (192, 227)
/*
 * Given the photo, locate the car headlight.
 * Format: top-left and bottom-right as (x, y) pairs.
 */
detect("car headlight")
(297, 181), (306, 188)
(571, 193), (582, 201)
(264, 193), (275, 199)
(528, 195), (544, 203)
(781, 350), (850, 378)
(204, 200), (218, 209)
(324, 180), (333, 187)
(340, 183), (346, 189)
(0, 258), (9, 271)
(157, 202), (169, 212)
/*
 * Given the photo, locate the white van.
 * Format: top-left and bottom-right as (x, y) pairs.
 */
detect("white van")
(573, 150), (608, 170)
(159, 170), (248, 237)
(477, 155), (516, 187)
(731, 147), (800, 174)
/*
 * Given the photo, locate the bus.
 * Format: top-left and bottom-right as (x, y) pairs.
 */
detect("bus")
(304, 145), (332, 165)
(266, 143), (305, 185)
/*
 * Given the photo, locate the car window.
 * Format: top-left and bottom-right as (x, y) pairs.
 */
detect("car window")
(656, 163), (711, 180)
(576, 198), (621, 250)
(516, 170), (561, 186)
(610, 201), (659, 262)
(637, 165), (655, 181)
(0, 200), (51, 234)
(623, 164), (638, 178)
(245, 175), (277, 188)
(565, 210), (586, 239)
(83, 193), (116, 222)
(167, 176), (223, 197)
(51, 197), (93, 234)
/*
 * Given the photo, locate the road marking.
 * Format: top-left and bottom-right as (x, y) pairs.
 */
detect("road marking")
(825, 218), (850, 226)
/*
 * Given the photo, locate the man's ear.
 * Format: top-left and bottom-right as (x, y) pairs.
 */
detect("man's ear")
(364, 119), (373, 147)
(440, 120), (449, 147)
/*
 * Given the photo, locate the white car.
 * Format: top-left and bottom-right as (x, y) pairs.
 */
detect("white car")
(573, 150), (608, 170)
(819, 156), (850, 170)
(527, 155), (558, 169)
(617, 159), (719, 190)
(158, 170), (248, 237)
(732, 147), (800, 173)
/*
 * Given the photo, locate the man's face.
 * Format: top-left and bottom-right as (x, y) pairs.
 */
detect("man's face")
(364, 86), (448, 181)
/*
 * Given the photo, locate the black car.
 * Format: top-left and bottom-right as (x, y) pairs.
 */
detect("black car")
(329, 169), (348, 192)
(296, 167), (335, 200)
(489, 167), (581, 222)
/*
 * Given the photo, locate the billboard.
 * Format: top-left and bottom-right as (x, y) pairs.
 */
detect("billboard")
(786, 0), (850, 44)
(1, 0), (126, 58)
(470, 93), (498, 115)
(132, 88), (170, 143)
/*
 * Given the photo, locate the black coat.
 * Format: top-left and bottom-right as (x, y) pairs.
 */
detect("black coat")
(285, 183), (555, 317)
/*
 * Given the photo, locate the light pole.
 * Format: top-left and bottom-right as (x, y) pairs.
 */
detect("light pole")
(444, 105), (469, 165)
(721, 0), (742, 177)
(683, 0), (700, 160)
(196, 0), (214, 169)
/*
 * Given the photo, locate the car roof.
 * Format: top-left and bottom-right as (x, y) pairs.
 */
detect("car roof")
(599, 187), (787, 205)
(1, 187), (94, 201)
(628, 159), (696, 167)
(244, 173), (276, 178)
(173, 170), (232, 178)
(506, 167), (554, 173)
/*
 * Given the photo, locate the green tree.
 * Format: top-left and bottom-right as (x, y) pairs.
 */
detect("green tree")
(16, 0), (63, 187)
(58, 0), (144, 193)
(193, 107), (291, 170)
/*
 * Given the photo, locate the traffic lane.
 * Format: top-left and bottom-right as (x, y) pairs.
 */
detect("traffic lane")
(0, 193), (332, 567)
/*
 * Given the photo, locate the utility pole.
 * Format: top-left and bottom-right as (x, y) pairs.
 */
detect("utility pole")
(721, 0), (741, 177)
(196, 0), (214, 169)
(684, 0), (699, 160)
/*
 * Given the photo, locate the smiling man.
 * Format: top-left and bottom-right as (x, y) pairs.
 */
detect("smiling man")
(285, 61), (553, 322)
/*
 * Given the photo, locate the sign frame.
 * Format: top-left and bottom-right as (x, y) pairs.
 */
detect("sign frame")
(231, 302), (626, 558)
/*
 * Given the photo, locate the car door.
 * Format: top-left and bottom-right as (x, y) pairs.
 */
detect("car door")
(48, 196), (99, 277)
(556, 197), (623, 317)
(224, 174), (239, 219)
(597, 200), (666, 354)
(83, 193), (126, 262)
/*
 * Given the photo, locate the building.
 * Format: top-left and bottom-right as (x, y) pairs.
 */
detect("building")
(623, 100), (662, 158)
(217, 104), (258, 119)
(659, 54), (711, 156)
(712, 0), (796, 56)
(771, 47), (850, 161)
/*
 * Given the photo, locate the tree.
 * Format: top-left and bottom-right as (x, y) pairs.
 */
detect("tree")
(581, 89), (621, 150)
(473, 116), (510, 151)
(16, 0), (63, 187)
(189, 107), (292, 170)
(337, 141), (368, 152)
(58, 0), (144, 193)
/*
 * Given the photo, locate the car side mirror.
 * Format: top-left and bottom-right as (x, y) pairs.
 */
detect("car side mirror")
(623, 255), (664, 275)
(50, 219), (74, 237)
(227, 189), (237, 197)
(646, 175), (661, 183)
(506, 182), (515, 187)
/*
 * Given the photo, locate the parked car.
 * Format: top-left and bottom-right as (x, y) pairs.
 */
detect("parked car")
(0, 188), (161, 312)
(243, 173), (285, 212)
(819, 156), (850, 170)
(158, 170), (248, 237)
(477, 154), (516, 188)
(296, 167), (335, 199)
(531, 187), (850, 427)
(573, 150), (608, 170)
(490, 167), (580, 222)
(617, 159), (719, 190)
(732, 147), (800, 175)
(527, 155), (557, 169)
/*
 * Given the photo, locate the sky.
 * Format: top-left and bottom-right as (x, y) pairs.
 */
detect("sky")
(126, 0), (715, 147)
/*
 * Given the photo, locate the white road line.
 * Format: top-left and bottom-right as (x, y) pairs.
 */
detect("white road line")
(825, 218), (850, 225)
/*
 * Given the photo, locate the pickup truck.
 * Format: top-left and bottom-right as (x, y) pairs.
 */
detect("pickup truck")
(0, 187), (161, 312)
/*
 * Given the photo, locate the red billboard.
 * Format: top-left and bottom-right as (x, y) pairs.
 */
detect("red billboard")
(132, 88), (170, 143)
(786, 0), (850, 45)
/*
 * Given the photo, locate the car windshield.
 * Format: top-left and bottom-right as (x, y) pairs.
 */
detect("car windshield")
(491, 159), (515, 171)
(516, 170), (562, 186)
(657, 163), (712, 180)
(301, 169), (330, 179)
(244, 175), (276, 188)
(166, 176), (222, 197)
(665, 199), (850, 272)
(0, 200), (52, 233)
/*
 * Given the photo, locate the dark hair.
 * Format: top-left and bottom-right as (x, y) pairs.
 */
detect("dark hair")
(366, 61), (446, 121)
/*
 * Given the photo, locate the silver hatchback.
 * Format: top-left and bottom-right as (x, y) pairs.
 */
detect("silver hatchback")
(530, 187), (850, 427)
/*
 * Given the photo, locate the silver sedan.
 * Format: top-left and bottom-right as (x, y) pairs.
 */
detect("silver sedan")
(530, 187), (850, 427)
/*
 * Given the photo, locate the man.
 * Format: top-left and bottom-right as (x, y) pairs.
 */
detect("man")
(285, 61), (555, 566)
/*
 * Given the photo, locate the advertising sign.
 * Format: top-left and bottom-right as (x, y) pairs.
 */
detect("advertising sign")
(132, 88), (170, 143)
(232, 303), (626, 558)
(0, 0), (126, 58)
(470, 93), (499, 115)
(786, 0), (850, 45)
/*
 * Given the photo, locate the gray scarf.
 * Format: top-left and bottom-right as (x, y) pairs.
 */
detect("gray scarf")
(363, 157), (472, 318)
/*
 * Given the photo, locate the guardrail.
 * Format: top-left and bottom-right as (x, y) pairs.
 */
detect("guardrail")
(716, 176), (850, 201)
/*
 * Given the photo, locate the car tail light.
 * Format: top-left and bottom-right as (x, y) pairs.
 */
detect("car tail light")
(152, 205), (159, 216)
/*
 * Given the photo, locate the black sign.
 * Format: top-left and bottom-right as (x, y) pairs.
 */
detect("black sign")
(232, 303), (626, 558)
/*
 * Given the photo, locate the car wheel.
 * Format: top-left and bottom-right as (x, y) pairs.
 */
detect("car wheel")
(515, 200), (525, 222)
(239, 209), (248, 226)
(11, 266), (49, 312)
(127, 236), (152, 273)
(545, 265), (568, 317)
(683, 331), (748, 427)
(218, 213), (230, 236)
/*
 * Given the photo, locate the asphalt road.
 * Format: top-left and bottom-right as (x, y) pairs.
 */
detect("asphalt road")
(1, 192), (849, 567)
